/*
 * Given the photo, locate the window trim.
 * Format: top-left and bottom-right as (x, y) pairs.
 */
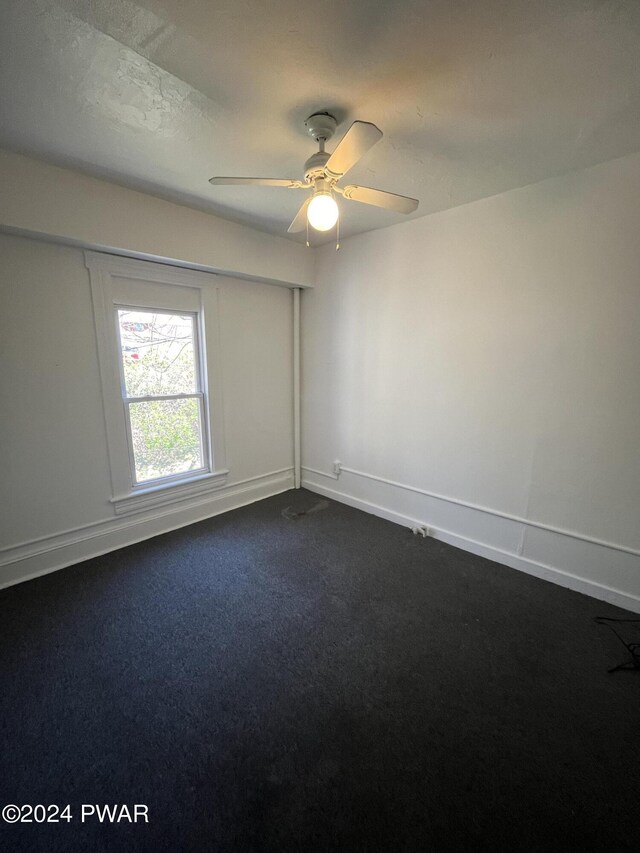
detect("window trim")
(86, 252), (228, 516)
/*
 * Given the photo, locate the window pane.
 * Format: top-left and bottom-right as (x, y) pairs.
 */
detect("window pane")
(129, 398), (203, 483)
(118, 310), (197, 397)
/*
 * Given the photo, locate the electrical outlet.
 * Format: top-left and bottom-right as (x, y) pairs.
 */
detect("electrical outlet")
(332, 460), (342, 476)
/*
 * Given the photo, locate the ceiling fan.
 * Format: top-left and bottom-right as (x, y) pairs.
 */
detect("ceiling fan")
(209, 112), (419, 237)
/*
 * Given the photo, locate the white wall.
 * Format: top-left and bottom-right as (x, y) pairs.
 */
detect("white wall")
(302, 152), (640, 611)
(0, 232), (295, 586)
(2, 149), (639, 608)
(0, 149), (313, 288)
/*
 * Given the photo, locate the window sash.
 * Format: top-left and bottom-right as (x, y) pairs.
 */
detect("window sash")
(115, 304), (203, 399)
(123, 393), (209, 489)
(114, 305), (211, 488)
(123, 392), (204, 404)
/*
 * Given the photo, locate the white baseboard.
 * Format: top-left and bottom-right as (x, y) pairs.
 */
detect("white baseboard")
(0, 469), (294, 590)
(4, 461), (638, 615)
(302, 473), (640, 614)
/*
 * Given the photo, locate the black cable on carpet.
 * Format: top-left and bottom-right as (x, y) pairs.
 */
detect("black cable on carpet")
(595, 617), (640, 673)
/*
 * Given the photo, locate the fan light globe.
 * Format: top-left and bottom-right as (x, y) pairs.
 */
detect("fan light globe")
(307, 193), (339, 231)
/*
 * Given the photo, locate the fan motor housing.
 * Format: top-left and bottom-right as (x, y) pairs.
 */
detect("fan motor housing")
(303, 150), (330, 182)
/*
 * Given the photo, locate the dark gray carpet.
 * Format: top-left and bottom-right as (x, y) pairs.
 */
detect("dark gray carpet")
(0, 489), (637, 852)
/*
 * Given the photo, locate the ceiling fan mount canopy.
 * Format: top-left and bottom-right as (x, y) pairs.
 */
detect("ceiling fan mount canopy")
(208, 109), (419, 235)
(304, 112), (338, 143)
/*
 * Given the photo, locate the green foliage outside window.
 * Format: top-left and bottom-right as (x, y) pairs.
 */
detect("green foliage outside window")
(119, 312), (203, 482)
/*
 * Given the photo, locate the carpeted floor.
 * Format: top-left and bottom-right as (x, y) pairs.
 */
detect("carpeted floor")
(0, 489), (637, 852)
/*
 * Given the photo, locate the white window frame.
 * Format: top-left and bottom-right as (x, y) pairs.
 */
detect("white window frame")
(86, 252), (228, 516)
(114, 304), (210, 488)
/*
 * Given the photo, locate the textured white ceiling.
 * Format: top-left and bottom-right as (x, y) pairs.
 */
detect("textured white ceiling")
(1, 0), (640, 241)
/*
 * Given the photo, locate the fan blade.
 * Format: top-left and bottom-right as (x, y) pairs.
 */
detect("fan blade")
(209, 177), (306, 188)
(324, 121), (382, 179)
(342, 185), (418, 214)
(288, 197), (312, 233)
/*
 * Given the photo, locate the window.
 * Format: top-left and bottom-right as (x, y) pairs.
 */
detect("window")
(116, 308), (206, 485)
(86, 253), (227, 515)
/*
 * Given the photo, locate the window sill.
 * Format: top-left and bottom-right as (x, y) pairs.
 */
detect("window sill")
(110, 470), (229, 516)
